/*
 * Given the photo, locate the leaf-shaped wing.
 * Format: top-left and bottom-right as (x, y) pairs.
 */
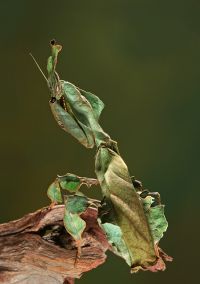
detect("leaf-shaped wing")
(95, 145), (157, 270)
(78, 88), (104, 121)
(62, 81), (110, 147)
(49, 99), (95, 148)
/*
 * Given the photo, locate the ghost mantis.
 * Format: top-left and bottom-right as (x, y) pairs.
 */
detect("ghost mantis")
(31, 40), (172, 272)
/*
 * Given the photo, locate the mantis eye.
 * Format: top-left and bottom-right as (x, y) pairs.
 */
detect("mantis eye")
(50, 97), (56, 103)
(50, 39), (56, 46)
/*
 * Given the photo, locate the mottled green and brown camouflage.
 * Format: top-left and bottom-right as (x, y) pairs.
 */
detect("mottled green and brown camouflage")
(45, 41), (172, 272)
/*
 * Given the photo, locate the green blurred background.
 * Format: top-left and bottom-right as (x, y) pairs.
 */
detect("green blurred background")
(0, 0), (199, 283)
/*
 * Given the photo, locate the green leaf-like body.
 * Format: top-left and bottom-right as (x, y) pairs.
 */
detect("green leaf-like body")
(66, 195), (89, 214)
(45, 42), (171, 272)
(63, 195), (89, 241)
(63, 210), (86, 241)
(47, 180), (62, 203)
(58, 174), (81, 192)
(61, 181), (80, 192)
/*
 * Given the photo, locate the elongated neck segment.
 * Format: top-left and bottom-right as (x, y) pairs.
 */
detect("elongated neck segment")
(47, 40), (62, 100)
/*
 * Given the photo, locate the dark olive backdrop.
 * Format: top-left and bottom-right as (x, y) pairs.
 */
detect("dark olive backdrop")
(0, 0), (199, 283)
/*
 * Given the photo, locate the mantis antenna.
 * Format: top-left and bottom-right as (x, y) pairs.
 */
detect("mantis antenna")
(29, 53), (48, 83)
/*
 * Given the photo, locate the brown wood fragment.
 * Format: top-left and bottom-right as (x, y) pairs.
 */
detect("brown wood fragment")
(0, 205), (109, 284)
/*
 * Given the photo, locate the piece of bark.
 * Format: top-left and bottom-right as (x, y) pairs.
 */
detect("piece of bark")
(0, 205), (109, 284)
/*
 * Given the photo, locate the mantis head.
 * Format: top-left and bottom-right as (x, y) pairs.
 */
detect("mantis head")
(47, 39), (62, 75)
(30, 39), (62, 100)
